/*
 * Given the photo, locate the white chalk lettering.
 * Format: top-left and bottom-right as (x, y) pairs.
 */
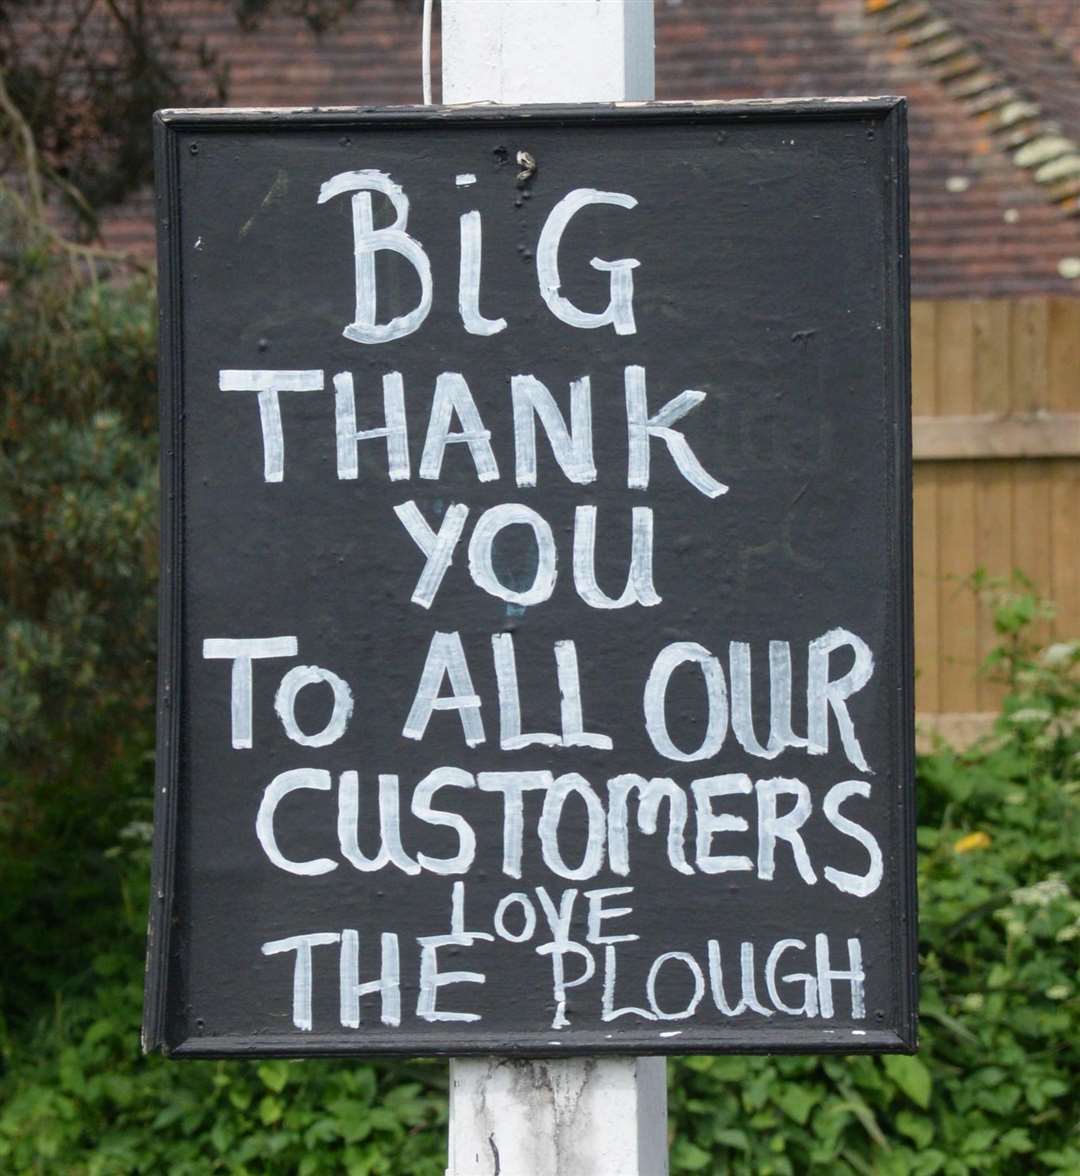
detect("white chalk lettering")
(416, 882), (491, 1022)
(333, 370), (410, 481)
(646, 952), (706, 1021)
(756, 777), (817, 885)
(601, 944), (655, 1022)
(536, 188), (639, 335)
(478, 771), (553, 878)
(536, 939), (595, 1030)
(318, 169), (432, 344)
(815, 934), (866, 1019)
(218, 370), (324, 483)
(511, 374), (595, 487)
(624, 365), (726, 497)
(339, 930), (401, 1027)
(644, 641), (729, 762)
(411, 767), (477, 875)
(458, 209), (507, 336)
(419, 372), (499, 482)
(823, 780), (883, 897)
(807, 628), (874, 772)
(337, 772), (420, 875)
(706, 941), (774, 1017)
(729, 640), (805, 759)
(765, 939), (819, 1017)
(692, 774), (754, 875)
(585, 887), (638, 945)
(607, 774), (692, 876)
(555, 639), (613, 750)
(573, 505), (661, 609)
(261, 931), (339, 1031)
(274, 664), (353, 748)
(769, 641), (809, 751)
(202, 635), (298, 749)
(491, 632), (561, 750)
(538, 773), (606, 881)
(394, 500), (470, 609)
(534, 885), (579, 945)
(256, 769), (337, 876)
(403, 630), (485, 747)
(493, 893), (537, 943)
(467, 503), (557, 606)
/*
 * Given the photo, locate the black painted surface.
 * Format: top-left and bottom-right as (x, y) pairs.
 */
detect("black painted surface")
(146, 101), (915, 1057)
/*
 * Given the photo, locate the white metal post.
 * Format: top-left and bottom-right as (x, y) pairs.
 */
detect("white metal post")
(440, 3), (666, 1174)
(447, 1056), (668, 1176)
(442, 0), (654, 105)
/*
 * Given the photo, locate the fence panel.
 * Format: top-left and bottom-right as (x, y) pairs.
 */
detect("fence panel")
(910, 297), (1080, 742)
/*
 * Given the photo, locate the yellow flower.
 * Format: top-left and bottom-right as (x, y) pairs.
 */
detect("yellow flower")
(953, 831), (991, 854)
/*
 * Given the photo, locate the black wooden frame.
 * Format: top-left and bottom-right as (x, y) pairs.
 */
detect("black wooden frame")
(145, 98), (916, 1058)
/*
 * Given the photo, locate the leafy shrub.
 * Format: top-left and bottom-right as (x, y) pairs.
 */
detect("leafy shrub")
(0, 796), (447, 1176)
(669, 577), (1079, 1174)
(0, 202), (159, 1029)
(0, 245), (158, 775)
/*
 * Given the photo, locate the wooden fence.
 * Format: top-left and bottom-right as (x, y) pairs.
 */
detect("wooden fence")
(911, 297), (1080, 742)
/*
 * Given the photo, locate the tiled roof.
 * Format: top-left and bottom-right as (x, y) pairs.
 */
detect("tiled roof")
(654, 0), (1080, 295)
(868, 0), (1080, 216)
(92, 0), (1080, 297)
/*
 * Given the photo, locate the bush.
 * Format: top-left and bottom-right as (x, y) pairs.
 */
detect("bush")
(0, 788), (447, 1176)
(0, 179), (1076, 1169)
(669, 577), (1079, 1174)
(0, 215), (159, 1031)
(0, 244), (158, 776)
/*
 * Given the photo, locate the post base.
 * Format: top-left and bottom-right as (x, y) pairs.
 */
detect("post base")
(446, 1056), (668, 1176)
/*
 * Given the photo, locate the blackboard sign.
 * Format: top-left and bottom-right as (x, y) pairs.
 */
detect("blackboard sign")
(144, 100), (916, 1058)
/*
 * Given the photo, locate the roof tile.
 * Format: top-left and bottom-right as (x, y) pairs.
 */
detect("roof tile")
(50, 0), (1079, 298)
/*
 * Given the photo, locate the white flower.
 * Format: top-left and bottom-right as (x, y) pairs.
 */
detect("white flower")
(1040, 641), (1078, 668)
(1008, 707), (1052, 725)
(1011, 877), (1071, 907)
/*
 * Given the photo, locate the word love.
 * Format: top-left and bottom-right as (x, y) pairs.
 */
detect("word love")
(202, 627), (875, 771)
(262, 883), (869, 1032)
(318, 172), (641, 344)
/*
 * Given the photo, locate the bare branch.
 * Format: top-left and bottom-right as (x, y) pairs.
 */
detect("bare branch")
(0, 69), (44, 218)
